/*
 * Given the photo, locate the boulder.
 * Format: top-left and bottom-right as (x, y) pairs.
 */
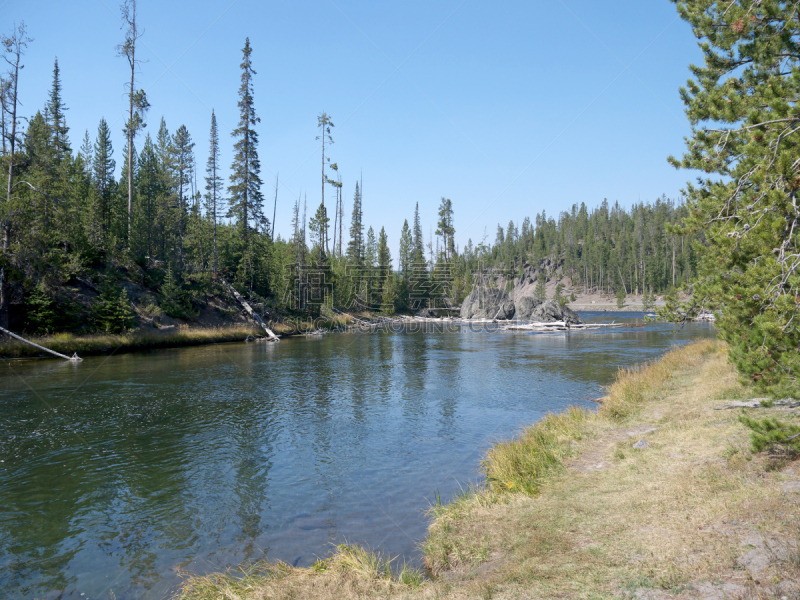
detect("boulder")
(514, 296), (542, 319)
(461, 287), (515, 320)
(515, 298), (581, 324)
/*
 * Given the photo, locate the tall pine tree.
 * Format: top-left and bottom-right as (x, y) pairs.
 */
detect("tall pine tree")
(204, 110), (223, 275)
(228, 38), (266, 239)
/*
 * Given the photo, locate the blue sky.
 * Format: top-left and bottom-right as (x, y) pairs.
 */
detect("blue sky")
(4, 0), (702, 253)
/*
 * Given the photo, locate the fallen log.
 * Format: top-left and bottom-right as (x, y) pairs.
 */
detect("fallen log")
(0, 326), (82, 361)
(221, 280), (280, 342)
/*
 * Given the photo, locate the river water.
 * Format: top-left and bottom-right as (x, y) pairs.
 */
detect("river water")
(0, 314), (715, 599)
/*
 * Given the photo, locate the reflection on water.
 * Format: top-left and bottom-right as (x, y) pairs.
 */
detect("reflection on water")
(0, 315), (714, 599)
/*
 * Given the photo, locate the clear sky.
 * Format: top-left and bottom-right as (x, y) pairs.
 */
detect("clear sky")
(4, 0), (702, 254)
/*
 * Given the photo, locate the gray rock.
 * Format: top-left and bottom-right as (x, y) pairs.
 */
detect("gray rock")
(632, 440), (649, 450)
(461, 287), (515, 320)
(514, 296), (542, 319)
(514, 297), (582, 324)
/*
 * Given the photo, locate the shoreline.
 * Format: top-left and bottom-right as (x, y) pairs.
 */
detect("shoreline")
(0, 309), (650, 360)
(174, 340), (800, 599)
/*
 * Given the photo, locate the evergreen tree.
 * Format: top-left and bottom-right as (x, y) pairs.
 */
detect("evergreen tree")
(436, 197), (455, 262)
(308, 202), (330, 258)
(91, 277), (134, 333)
(92, 118), (116, 238)
(365, 226), (377, 269)
(346, 181), (363, 265)
(134, 133), (165, 259)
(399, 219), (412, 276)
(228, 38), (266, 239)
(534, 275), (546, 302)
(171, 124), (194, 270)
(667, 0), (800, 397)
(78, 129), (92, 176)
(377, 226), (391, 279)
(47, 57), (70, 160)
(204, 109), (223, 275)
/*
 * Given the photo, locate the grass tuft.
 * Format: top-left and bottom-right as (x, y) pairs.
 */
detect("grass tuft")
(483, 406), (591, 495)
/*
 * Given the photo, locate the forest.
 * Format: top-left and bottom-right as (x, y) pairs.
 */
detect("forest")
(0, 18), (698, 335)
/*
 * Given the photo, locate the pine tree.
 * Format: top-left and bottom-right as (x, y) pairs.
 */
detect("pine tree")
(91, 278), (134, 333)
(78, 130), (93, 176)
(135, 133), (168, 260)
(47, 57), (70, 160)
(204, 110), (223, 275)
(171, 124), (194, 270)
(365, 226), (377, 269)
(435, 197), (455, 262)
(377, 226), (391, 280)
(92, 118), (116, 237)
(228, 38), (266, 239)
(534, 275), (546, 302)
(399, 219), (412, 276)
(346, 181), (363, 265)
(665, 0), (800, 398)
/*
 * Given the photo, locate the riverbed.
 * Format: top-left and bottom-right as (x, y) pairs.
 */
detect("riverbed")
(0, 313), (714, 599)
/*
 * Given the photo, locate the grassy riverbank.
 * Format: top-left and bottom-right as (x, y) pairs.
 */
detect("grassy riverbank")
(0, 315), (364, 359)
(0, 324), (267, 358)
(174, 340), (800, 600)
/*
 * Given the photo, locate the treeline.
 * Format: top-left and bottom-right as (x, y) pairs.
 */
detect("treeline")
(468, 196), (699, 297)
(0, 18), (699, 334)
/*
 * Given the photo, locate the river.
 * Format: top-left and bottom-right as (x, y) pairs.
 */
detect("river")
(0, 314), (715, 599)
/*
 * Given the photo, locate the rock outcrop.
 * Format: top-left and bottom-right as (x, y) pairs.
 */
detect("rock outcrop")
(514, 296), (541, 320)
(460, 287), (515, 320)
(514, 297), (581, 324)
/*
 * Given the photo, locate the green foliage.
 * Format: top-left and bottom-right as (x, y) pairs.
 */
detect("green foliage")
(91, 278), (135, 333)
(159, 265), (195, 319)
(616, 286), (626, 309)
(738, 414), (800, 455)
(665, 0), (800, 398)
(534, 275), (546, 302)
(25, 283), (58, 334)
(554, 282), (564, 302)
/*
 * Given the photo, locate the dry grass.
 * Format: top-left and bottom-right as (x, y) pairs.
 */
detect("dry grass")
(173, 340), (800, 599)
(0, 324), (264, 358)
(176, 544), (431, 600)
(422, 340), (800, 598)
